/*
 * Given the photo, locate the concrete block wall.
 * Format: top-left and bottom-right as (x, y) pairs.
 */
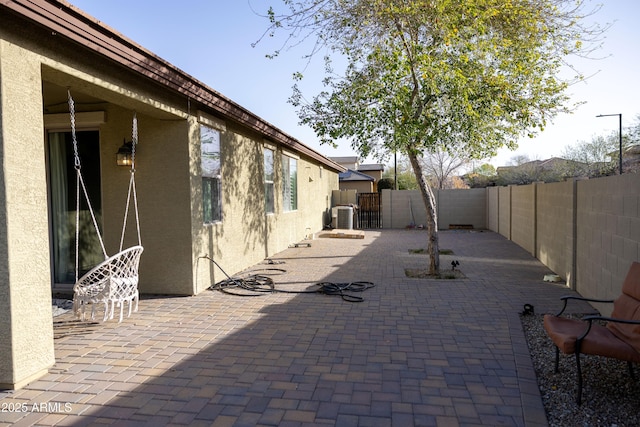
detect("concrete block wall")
(381, 189), (486, 230)
(381, 190), (429, 229)
(487, 187), (499, 232)
(498, 186), (512, 238)
(575, 174), (640, 315)
(536, 180), (576, 288)
(510, 184), (536, 255)
(437, 188), (487, 229)
(379, 176), (639, 313)
(484, 175), (639, 315)
(332, 189), (357, 206)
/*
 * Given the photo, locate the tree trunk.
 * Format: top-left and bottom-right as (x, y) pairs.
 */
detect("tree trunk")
(408, 151), (439, 274)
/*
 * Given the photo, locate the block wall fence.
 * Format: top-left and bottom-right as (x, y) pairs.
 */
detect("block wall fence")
(380, 173), (640, 315)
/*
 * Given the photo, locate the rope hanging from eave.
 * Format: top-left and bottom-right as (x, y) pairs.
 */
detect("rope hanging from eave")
(119, 112), (142, 251)
(69, 90), (108, 281)
(68, 89), (143, 280)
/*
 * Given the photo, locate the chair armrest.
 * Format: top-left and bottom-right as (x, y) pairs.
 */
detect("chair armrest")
(583, 315), (640, 325)
(576, 315), (640, 343)
(554, 296), (615, 316)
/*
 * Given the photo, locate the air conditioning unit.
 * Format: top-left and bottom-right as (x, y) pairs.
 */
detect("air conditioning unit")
(337, 206), (353, 229)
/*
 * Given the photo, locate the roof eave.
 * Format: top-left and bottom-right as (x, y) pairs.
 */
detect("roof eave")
(1, 0), (345, 172)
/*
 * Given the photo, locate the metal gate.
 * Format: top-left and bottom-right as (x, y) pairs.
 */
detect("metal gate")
(357, 192), (382, 229)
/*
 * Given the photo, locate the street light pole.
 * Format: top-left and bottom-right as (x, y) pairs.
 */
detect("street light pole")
(596, 113), (623, 175)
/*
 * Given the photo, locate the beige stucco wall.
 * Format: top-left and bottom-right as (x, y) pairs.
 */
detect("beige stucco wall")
(1, 13), (196, 387)
(365, 170), (382, 182)
(193, 124), (339, 292)
(38, 63), (339, 299)
(339, 180), (373, 193)
(39, 63), (339, 300)
(0, 9), (341, 389)
(0, 37), (55, 389)
(40, 87), (195, 297)
(363, 170), (382, 192)
(128, 114), (194, 295)
(271, 152), (336, 253)
(192, 123), (270, 291)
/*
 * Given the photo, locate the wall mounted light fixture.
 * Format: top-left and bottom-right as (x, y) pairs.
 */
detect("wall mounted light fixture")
(116, 139), (134, 166)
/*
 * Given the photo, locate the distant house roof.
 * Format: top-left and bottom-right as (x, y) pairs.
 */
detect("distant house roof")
(338, 169), (375, 182)
(537, 157), (582, 170)
(330, 156), (359, 164)
(496, 157), (586, 173)
(626, 144), (640, 155)
(358, 163), (384, 171)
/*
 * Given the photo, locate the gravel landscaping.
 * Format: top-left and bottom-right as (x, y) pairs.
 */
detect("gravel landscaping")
(521, 313), (640, 427)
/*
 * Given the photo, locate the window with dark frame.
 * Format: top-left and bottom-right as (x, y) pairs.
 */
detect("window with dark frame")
(201, 125), (222, 223)
(282, 154), (297, 212)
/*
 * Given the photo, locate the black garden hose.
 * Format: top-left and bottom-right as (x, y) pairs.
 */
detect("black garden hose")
(202, 255), (374, 302)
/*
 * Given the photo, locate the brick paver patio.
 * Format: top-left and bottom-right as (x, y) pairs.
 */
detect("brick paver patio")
(0, 230), (581, 426)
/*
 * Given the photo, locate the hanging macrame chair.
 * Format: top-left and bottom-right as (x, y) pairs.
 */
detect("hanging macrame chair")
(68, 90), (144, 322)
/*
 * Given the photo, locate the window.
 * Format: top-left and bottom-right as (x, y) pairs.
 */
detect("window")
(201, 125), (222, 223)
(264, 148), (275, 214)
(282, 155), (297, 211)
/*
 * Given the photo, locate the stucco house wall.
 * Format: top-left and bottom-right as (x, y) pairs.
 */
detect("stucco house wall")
(0, 0), (341, 390)
(0, 32), (55, 390)
(339, 180), (374, 194)
(193, 122), (338, 292)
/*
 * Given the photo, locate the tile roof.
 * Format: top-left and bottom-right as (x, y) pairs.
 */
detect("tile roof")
(338, 169), (375, 181)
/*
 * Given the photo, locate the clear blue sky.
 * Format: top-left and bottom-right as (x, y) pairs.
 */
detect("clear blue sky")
(67, 0), (640, 167)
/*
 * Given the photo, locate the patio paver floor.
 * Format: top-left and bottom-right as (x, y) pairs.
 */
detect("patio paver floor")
(1, 230), (588, 426)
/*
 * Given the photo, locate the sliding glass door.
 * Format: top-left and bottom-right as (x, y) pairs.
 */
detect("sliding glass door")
(48, 130), (103, 288)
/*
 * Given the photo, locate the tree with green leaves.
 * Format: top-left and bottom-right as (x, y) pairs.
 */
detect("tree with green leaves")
(464, 163), (496, 188)
(259, 0), (606, 274)
(382, 155), (419, 189)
